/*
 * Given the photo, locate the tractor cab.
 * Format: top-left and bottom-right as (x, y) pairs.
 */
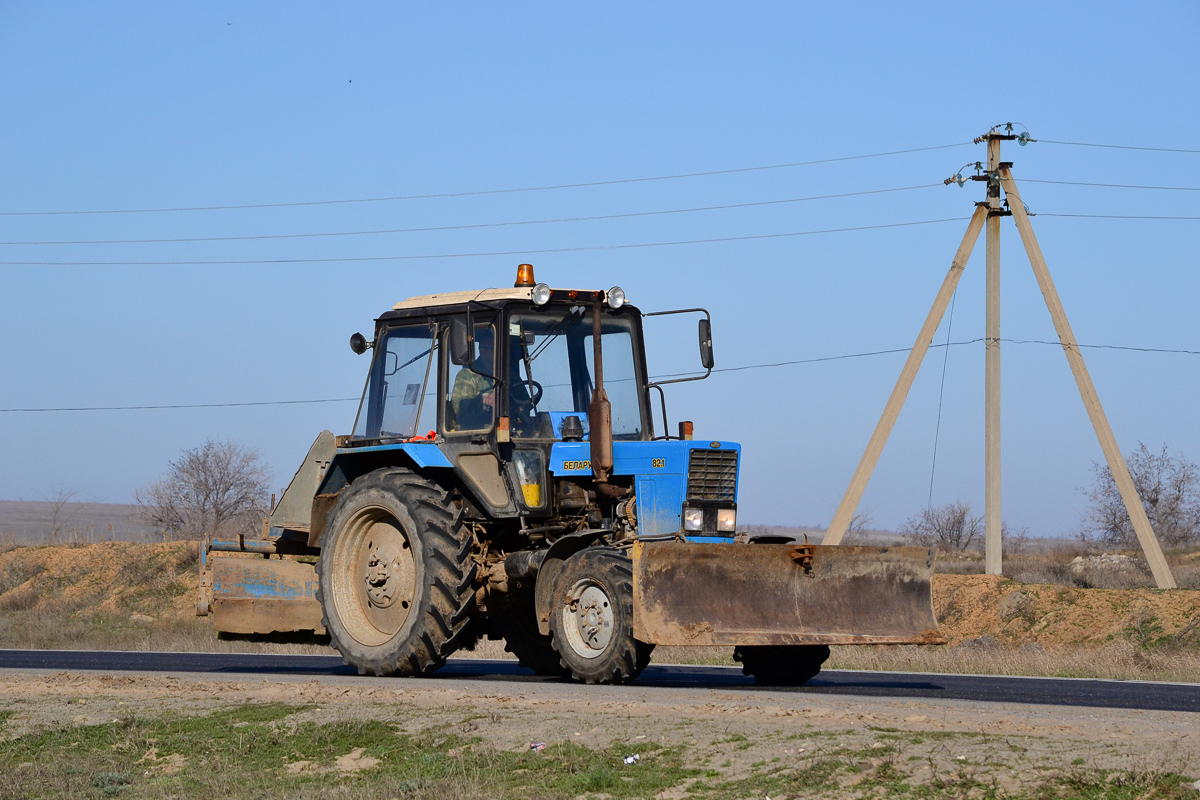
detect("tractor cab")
(335, 265), (726, 540)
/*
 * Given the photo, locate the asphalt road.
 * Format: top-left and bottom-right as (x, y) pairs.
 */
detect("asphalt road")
(2, 649), (1196, 713)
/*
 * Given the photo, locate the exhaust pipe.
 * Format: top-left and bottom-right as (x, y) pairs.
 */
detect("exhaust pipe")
(588, 295), (614, 483)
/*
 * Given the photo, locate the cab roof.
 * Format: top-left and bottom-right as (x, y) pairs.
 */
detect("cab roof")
(391, 287), (534, 311)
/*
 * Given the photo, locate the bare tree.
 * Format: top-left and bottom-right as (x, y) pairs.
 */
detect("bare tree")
(1080, 442), (1200, 549)
(1002, 521), (1031, 557)
(40, 487), (87, 541)
(900, 501), (982, 552)
(842, 509), (875, 545)
(136, 439), (272, 540)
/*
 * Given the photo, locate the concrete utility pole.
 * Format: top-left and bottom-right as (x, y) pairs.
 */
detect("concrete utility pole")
(984, 134), (1004, 576)
(1001, 169), (1176, 589)
(824, 125), (1177, 589)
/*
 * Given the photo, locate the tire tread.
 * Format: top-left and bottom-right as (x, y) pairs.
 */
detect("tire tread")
(317, 468), (475, 678)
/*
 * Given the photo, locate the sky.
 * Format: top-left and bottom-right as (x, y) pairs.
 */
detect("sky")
(1, 2), (1197, 537)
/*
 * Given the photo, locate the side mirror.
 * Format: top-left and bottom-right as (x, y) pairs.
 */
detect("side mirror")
(349, 332), (371, 355)
(698, 318), (714, 370)
(449, 317), (475, 366)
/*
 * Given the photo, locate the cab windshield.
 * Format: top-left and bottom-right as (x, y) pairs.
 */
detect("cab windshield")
(507, 306), (644, 440)
(351, 324), (436, 440)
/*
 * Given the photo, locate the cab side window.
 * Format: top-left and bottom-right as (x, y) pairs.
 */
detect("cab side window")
(444, 323), (496, 432)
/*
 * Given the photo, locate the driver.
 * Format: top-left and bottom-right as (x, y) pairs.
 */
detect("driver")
(450, 333), (496, 430)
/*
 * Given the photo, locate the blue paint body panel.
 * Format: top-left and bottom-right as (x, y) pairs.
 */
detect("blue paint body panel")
(334, 442), (453, 468)
(549, 440), (741, 539)
(210, 559), (318, 601)
(316, 442), (455, 496)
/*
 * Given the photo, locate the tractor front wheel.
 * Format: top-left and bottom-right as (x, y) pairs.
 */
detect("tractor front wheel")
(490, 598), (569, 677)
(733, 644), (830, 686)
(548, 547), (653, 684)
(316, 469), (476, 676)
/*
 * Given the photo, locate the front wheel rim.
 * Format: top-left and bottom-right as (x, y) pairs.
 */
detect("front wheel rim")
(330, 506), (417, 647)
(559, 579), (614, 659)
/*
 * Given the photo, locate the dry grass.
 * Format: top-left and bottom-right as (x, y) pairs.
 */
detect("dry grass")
(653, 640), (1200, 683)
(826, 640), (1200, 682)
(936, 542), (1200, 589)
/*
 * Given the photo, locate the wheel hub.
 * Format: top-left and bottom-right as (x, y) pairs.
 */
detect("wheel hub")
(364, 550), (404, 608)
(563, 583), (613, 658)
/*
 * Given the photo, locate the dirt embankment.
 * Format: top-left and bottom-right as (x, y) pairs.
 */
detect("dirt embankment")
(1, 542), (1199, 653)
(934, 573), (1200, 648)
(0, 542), (200, 622)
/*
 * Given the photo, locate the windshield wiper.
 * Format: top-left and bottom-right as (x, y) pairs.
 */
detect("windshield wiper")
(527, 307), (583, 364)
(386, 345), (433, 376)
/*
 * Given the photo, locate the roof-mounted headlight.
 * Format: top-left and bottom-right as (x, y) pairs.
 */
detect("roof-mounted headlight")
(606, 286), (626, 309)
(531, 283), (552, 305)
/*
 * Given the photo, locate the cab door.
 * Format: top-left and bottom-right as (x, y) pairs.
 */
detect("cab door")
(439, 315), (519, 518)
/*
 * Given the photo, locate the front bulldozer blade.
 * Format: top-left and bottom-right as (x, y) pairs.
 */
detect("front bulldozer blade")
(632, 543), (943, 646)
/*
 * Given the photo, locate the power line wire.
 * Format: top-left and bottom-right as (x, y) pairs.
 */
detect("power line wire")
(646, 339), (987, 380)
(928, 289), (957, 505)
(0, 397), (359, 413)
(1003, 338), (1200, 356)
(644, 337), (1200, 381)
(1037, 213), (1200, 220)
(4, 336), (1195, 413)
(0, 143), (971, 217)
(1040, 139), (1200, 154)
(2, 341), (983, 412)
(0, 184), (943, 246)
(3, 211), (1194, 265)
(1022, 179), (1200, 192)
(0, 217), (971, 266)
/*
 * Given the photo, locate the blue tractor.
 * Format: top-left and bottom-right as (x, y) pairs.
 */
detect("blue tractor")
(199, 265), (942, 684)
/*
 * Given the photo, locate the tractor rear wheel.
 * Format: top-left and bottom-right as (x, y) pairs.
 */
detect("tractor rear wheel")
(316, 468), (476, 676)
(733, 644), (830, 686)
(548, 547), (653, 684)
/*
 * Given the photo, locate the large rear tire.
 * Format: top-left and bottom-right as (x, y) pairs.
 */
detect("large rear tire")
(548, 547), (653, 684)
(316, 468), (476, 676)
(733, 644), (830, 686)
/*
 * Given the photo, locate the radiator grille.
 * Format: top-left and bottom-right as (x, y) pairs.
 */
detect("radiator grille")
(686, 449), (738, 502)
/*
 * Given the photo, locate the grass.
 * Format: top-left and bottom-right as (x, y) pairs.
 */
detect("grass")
(935, 543), (1200, 589)
(0, 703), (696, 800)
(826, 639), (1200, 682)
(4, 702), (1195, 800)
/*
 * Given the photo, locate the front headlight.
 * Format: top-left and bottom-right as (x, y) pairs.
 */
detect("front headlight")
(531, 283), (552, 305)
(683, 508), (703, 531)
(717, 508), (737, 532)
(606, 286), (626, 309)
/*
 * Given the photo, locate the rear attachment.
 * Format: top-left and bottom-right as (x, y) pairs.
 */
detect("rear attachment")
(198, 544), (325, 635)
(632, 542), (943, 646)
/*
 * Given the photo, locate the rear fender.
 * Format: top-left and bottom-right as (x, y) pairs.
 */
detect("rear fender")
(308, 443), (454, 547)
